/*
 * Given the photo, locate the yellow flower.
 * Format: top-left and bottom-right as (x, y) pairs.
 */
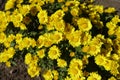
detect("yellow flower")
(25, 53), (32, 65)
(115, 27), (120, 38)
(69, 35), (81, 47)
(65, 1), (72, 7)
(62, 6), (68, 12)
(4, 34), (15, 48)
(108, 29), (115, 35)
(5, 61), (11, 67)
(53, 74), (59, 80)
(46, 22), (55, 31)
(54, 10), (65, 20)
(117, 74), (120, 80)
(54, 20), (65, 32)
(48, 45), (61, 60)
(82, 45), (100, 56)
(67, 30), (82, 47)
(94, 5), (104, 14)
(89, 12), (100, 21)
(52, 70), (59, 80)
(32, 55), (39, 65)
(22, 37), (31, 49)
(95, 55), (107, 66)
(72, 16), (80, 26)
(44, 38), (53, 47)
(111, 15), (120, 24)
(87, 72), (101, 80)
(65, 76), (72, 80)
(11, 13), (23, 27)
(49, 0), (55, 3)
(37, 10), (48, 24)
(103, 60), (112, 71)
(106, 22), (116, 30)
(52, 70), (59, 76)
(5, 11), (11, 22)
(95, 21), (104, 29)
(104, 7), (116, 13)
(0, 52), (9, 62)
(64, 23), (75, 34)
(110, 67), (119, 76)
(43, 70), (53, 80)
(68, 67), (83, 78)
(20, 38), (32, 48)
(77, 18), (92, 32)
(37, 35), (45, 48)
(69, 58), (83, 70)
(111, 54), (119, 61)
(68, 67), (79, 76)
(50, 31), (63, 44)
(92, 34), (104, 45)
(65, 1), (80, 7)
(5, 0), (15, 10)
(108, 76), (117, 80)
(57, 58), (67, 67)
(58, 0), (64, 3)
(110, 61), (119, 76)
(0, 32), (6, 43)
(81, 32), (92, 45)
(88, 45), (100, 56)
(113, 38), (120, 55)
(85, 35), (104, 55)
(15, 33), (23, 43)
(20, 23), (27, 30)
(27, 66), (41, 78)
(0, 11), (8, 32)
(71, 76), (85, 80)
(0, 47), (15, 62)
(82, 55), (89, 65)
(82, 45), (90, 53)
(70, 7), (79, 17)
(7, 34), (15, 42)
(69, 52), (75, 57)
(85, 0), (94, 3)
(38, 25), (43, 30)
(29, 38), (36, 47)
(4, 39), (11, 48)
(15, 13), (23, 22)
(37, 49), (45, 59)
(19, 5), (30, 16)
(0, 11), (5, 19)
(16, 0), (23, 4)
(49, 10), (65, 29)
(7, 47), (15, 58)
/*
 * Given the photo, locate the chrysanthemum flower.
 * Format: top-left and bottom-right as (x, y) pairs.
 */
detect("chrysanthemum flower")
(87, 72), (101, 80)
(37, 49), (45, 59)
(77, 18), (92, 32)
(48, 45), (61, 60)
(57, 58), (67, 67)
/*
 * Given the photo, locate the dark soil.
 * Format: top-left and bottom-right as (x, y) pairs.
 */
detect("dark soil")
(0, 0), (120, 80)
(94, 0), (120, 14)
(0, 57), (41, 80)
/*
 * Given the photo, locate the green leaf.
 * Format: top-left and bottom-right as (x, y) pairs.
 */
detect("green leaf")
(10, 40), (16, 47)
(75, 45), (82, 53)
(99, 66), (105, 71)
(28, 47), (35, 54)
(109, 35), (116, 40)
(10, 60), (17, 66)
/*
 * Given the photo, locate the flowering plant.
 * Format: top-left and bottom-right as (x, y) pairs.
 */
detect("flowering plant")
(0, 0), (120, 80)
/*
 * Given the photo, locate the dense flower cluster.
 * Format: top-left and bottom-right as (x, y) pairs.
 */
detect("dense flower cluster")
(0, 0), (120, 80)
